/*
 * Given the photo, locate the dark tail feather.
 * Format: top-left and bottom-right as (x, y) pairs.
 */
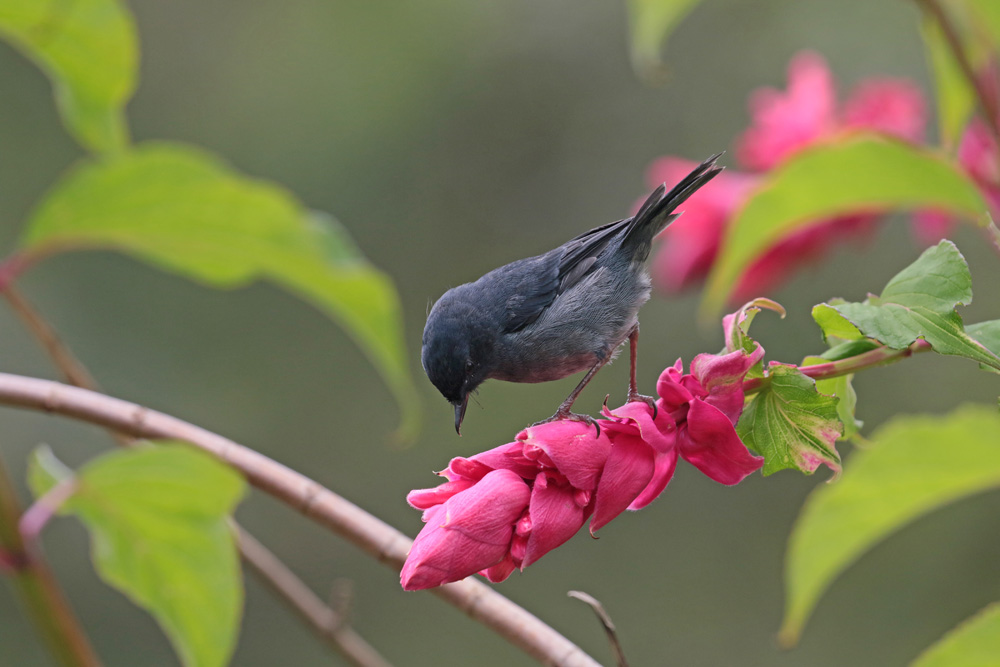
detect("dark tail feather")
(624, 152), (724, 246)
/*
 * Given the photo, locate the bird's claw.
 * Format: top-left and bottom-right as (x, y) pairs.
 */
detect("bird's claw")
(626, 391), (658, 419)
(532, 410), (601, 437)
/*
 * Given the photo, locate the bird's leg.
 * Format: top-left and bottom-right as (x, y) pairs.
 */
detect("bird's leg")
(531, 354), (611, 436)
(626, 323), (657, 417)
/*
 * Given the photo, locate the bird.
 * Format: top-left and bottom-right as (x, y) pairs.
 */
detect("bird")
(422, 153), (724, 435)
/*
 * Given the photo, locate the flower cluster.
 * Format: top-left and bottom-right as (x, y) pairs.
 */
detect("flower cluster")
(400, 346), (765, 591)
(649, 50), (937, 301)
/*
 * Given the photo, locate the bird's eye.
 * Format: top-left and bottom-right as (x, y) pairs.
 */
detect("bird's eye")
(465, 360), (475, 371)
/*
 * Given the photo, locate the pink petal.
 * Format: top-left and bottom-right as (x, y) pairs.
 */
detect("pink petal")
(590, 432), (655, 533)
(911, 209), (955, 246)
(401, 469), (531, 590)
(406, 478), (476, 510)
(691, 347), (765, 424)
(521, 473), (589, 567)
(628, 447), (679, 510)
(842, 78), (926, 143)
(677, 399), (764, 485)
(470, 442), (540, 479)
(656, 359), (695, 413)
(738, 51), (837, 171)
(517, 421), (611, 491)
(480, 553), (517, 583)
(603, 401), (677, 454)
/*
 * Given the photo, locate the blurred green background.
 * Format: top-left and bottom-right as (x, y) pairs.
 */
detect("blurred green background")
(2, 0), (1000, 665)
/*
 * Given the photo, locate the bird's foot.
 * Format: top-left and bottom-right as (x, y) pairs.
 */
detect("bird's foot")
(626, 390), (658, 419)
(531, 409), (601, 437)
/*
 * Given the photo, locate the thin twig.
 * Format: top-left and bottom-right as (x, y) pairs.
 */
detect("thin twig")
(1, 284), (388, 662)
(568, 591), (629, 667)
(235, 526), (392, 667)
(0, 449), (101, 667)
(916, 0), (1000, 148)
(0, 372), (601, 667)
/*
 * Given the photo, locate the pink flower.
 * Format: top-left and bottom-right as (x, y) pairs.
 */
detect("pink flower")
(738, 51), (837, 171)
(401, 346), (766, 590)
(650, 51), (930, 300)
(738, 51), (926, 170)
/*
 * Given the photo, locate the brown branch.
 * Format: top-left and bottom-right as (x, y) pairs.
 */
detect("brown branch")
(0, 449), (101, 667)
(916, 0), (1000, 148)
(0, 372), (601, 667)
(235, 527), (392, 667)
(1, 284), (391, 662)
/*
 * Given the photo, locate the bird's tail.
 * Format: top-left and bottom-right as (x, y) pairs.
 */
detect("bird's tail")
(623, 152), (725, 248)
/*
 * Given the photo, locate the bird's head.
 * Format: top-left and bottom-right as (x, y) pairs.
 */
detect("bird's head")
(422, 289), (495, 435)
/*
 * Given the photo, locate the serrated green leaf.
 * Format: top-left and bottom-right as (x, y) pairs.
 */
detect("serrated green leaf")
(812, 303), (864, 344)
(30, 444), (246, 667)
(0, 0), (136, 153)
(912, 602), (1000, 667)
(701, 135), (990, 317)
(921, 18), (976, 150)
(19, 142), (420, 438)
(824, 241), (1000, 372)
(803, 356), (860, 439)
(626, 0), (703, 79)
(737, 365), (843, 476)
(781, 405), (1000, 646)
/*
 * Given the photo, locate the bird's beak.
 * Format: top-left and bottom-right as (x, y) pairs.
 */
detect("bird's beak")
(454, 395), (469, 435)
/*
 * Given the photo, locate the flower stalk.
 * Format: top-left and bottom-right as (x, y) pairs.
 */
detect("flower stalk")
(742, 340), (932, 395)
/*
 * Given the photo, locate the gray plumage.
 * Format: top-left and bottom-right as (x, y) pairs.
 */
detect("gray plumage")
(422, 153), (724, 434)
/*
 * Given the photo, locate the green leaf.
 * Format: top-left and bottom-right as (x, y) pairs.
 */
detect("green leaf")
(818, 241), (1000, 372)
(29, 444), (246, 667)
(921, 17), (976, 150)
(967, 319), (1000, 368)
(0, 0), (136, 153)
(19, 142), (420, 438)
(780, 405), (1000, 646)
(912, 603), (1000, 667)
(966, 0), (1000, 54)
(701, 135), (990, 316)
(803, 356), (861, 439)
(626, 0), (703, 79)
(737, 365), (843, 477)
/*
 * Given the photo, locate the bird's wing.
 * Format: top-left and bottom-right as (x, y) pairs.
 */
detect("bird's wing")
(501, 217), (633, 334)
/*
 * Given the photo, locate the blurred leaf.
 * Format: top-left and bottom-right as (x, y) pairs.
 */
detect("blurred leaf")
(816, 241), (1000, 372)
(0, 0), (136, 153)
(26, 444), (73, 497)
(626, 0), (703, 78)
(966, 0), (1000, 52)
(921, 18), (976, 150)
(803, 356), (860, 439)
(912, 602), (1000, 667)
(29, 444), (246, 667)
(19, 142), (420, 438)
(737, 365), (842, 477)
(701, 135), (990, 316)
(780, 405), (1000, 646)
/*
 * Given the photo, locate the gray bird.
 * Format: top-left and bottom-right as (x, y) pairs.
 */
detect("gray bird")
(422, 153), (723, 434)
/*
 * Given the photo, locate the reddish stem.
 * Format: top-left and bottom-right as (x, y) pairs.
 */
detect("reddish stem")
(743, 340), (932, 394)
